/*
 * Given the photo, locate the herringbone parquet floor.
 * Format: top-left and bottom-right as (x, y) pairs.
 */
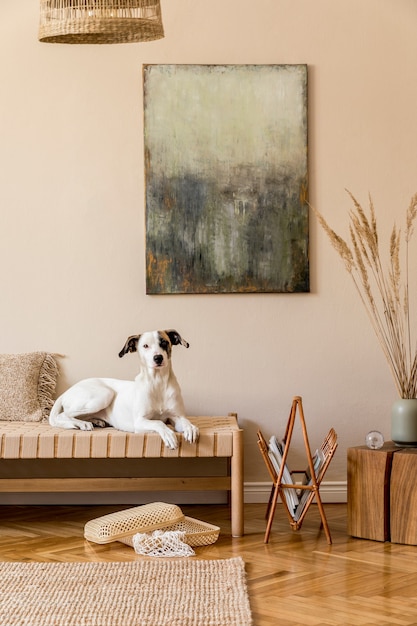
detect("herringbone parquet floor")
(1, 502), (417, 625)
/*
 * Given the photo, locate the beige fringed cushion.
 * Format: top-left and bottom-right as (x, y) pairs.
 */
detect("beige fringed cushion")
(0, 352), (59, 422)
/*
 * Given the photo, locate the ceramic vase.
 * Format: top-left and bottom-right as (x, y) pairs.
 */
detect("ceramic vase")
(391, 398), (417, 446)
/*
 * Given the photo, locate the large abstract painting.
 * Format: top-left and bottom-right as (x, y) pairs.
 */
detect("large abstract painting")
(144, 64), (309, 294)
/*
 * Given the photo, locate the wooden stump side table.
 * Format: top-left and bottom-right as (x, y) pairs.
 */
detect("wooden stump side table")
(390, 448), (417, 545)
(347, 443), (398, 542)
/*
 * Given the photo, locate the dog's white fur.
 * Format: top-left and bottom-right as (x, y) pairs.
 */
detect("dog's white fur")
(49, 330), (198, 449)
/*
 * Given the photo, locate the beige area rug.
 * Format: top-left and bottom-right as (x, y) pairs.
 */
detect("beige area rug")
(0, 557), (252, 626)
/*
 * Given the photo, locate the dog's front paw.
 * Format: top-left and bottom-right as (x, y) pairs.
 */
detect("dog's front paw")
(182, 421), (199, 444)
(161, 429), (179, 450)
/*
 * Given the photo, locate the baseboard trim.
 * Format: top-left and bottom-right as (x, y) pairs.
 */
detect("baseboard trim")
(0, 482), (347, 506)
(0, 491), (228, 506)
(244, 481), (347, 504)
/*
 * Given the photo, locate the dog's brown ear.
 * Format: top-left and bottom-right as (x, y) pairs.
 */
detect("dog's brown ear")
(118, 335), (140, 358)
(165, 330), (189, 349)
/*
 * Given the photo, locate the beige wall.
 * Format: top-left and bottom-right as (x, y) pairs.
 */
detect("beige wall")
(1, 1), (417, 498)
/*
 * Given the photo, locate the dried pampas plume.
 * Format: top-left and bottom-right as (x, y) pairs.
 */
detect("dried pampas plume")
(310, 191), (417, 399)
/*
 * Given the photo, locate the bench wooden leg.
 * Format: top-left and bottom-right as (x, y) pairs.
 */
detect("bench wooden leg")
(231, 428), (244, 537)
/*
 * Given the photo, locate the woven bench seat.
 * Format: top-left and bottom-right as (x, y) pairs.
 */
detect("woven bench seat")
(0, 416), (239, 460)
(0, 415), (244, 536)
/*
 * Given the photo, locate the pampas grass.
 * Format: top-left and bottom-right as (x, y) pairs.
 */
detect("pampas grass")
(311, 191), (417, 399)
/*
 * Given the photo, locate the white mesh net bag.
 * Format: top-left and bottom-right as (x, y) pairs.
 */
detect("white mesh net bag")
(132, 530), (195, 557)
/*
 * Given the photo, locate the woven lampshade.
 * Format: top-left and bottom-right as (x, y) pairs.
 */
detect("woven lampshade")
(39, 0), (164, 44)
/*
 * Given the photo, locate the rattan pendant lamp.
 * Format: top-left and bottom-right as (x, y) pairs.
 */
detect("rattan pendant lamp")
(39, 0), (164, 44)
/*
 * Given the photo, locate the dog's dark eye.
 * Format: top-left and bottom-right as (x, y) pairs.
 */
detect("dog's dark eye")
(143, 344), (149, 349)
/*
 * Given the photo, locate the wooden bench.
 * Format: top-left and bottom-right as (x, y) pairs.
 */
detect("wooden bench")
(0, 415), (244, 537)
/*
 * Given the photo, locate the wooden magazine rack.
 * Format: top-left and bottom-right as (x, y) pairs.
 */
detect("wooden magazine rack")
(257, 396), (338, 544)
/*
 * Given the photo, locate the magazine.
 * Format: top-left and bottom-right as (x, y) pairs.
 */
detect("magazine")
(293, 448), (325, 521)
(268, 436), (326, 521)
(268, 436), (299, 514)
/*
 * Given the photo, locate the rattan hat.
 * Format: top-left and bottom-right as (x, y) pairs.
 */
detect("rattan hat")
(84, 502), (220, 547)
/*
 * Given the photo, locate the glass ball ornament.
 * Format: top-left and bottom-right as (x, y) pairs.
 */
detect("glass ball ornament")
(365, 430), (384, 449)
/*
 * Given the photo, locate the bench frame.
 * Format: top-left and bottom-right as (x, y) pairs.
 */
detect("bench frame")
(0, 415), (244, 537)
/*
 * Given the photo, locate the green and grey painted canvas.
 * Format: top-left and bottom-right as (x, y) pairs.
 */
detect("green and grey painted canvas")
(144, 64), (309, 294)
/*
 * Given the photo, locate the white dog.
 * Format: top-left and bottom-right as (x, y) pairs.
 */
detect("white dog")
(49, 330), (198, 449)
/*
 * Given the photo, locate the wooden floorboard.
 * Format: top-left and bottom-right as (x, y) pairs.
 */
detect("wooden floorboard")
(0, 502), (417, 625)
